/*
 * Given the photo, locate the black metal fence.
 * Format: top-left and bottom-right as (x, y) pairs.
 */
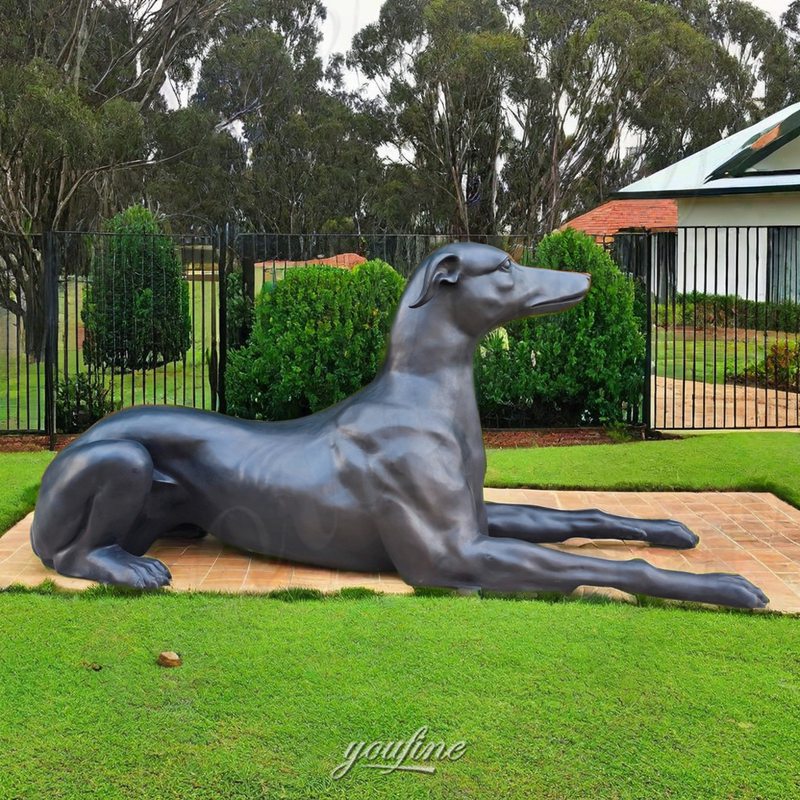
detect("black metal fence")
(2, 226), (798, 436)
(0, 229), (227, 439)
(611, 226), (800, 430)
(1, 230), (538, 437)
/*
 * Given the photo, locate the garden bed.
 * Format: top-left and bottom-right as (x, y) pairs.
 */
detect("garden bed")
(482, 427), (636, 448)
(0, 428), (636, 454)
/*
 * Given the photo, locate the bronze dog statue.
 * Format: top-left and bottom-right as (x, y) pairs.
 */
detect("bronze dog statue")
(31, 242), (768, 608)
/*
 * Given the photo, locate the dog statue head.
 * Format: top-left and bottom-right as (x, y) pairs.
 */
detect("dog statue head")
(406, 242), (590, 337)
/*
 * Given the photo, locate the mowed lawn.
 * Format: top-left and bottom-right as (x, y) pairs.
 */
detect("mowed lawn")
(1, 590), (799, 800)
(1, 434), (800, 798)
(0, 451), (54, 532)
(486, 432), (800, 508)
(652, 330), (792, 384)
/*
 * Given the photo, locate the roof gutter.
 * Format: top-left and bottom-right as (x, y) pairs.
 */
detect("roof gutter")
(612, 183), (800, 200)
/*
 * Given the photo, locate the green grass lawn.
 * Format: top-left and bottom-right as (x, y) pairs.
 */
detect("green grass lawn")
(652, 330), (788, 384)
(0, 590), (798, 800)
(2, 435), (799, 798)
(485, 431), (800, 508)
(0, 451), (55, 532)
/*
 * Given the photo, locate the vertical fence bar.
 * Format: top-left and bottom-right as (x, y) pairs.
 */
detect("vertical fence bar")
(733, 228), (739, 427)
(653, 234), (660, 430)
(200, 235), (207, 410)
(723, 228), (729, 427)
(643, 233), (653, 430)
(690, 227), (697, 429)
(218, 224), (228, 415)
(744, 227), (750, 428)
(4, 275), (9, 430)
(74, 241), (79, 389)
(43, 232), (58, 448)
(681, 228), (688, 429)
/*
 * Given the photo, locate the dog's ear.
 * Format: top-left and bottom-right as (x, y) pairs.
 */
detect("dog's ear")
(409, 252), (461, 309)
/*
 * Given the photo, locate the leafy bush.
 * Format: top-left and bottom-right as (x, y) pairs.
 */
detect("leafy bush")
(226, 261), (404, 420)
(225, 267), (254, 350)
(56, 373), (116, 433)
(82, 206), (191, 371)
(475, 229), (646, 426)
(656, 293), (800, 333)
(727, 341), (800, 391)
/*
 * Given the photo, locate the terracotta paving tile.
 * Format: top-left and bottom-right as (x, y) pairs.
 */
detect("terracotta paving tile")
(3, 492), (800, 612)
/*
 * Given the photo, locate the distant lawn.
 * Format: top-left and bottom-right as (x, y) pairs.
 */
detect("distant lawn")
(486, 431), (800, 508)
(0, 590), (798, 799)
(652, 331), (787, 384)
(0, 279), (219, 430)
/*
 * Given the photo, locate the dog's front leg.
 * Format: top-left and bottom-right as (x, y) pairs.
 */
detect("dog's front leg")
(390, 532), (767, 609)
(485, 502), (699, 549)
(377, 458), (765, 608)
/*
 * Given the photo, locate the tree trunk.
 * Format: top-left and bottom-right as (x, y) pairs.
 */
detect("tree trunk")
(0, 237), (48, 360)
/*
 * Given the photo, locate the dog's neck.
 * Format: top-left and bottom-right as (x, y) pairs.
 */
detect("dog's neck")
(381, 301), (479, 377)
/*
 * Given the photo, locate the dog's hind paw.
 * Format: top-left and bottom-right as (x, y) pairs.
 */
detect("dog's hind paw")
(55, 545), (172, 589)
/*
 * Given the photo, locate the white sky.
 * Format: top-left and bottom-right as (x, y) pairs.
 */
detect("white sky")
(321, 0), (792, 63)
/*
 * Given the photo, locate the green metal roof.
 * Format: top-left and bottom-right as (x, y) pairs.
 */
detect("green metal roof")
(615, 102), (800, 199)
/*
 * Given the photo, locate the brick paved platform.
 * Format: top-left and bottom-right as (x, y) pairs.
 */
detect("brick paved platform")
(655, 376), (800, 428)
(2, 489), (800, 612)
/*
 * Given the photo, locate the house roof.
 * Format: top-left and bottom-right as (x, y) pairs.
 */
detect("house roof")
(255, 253), (366, 270)
(561, 199), (677, 236)
(615, 102), (800, 199)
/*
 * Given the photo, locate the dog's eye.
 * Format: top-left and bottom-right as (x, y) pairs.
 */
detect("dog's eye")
(498, 259), (511, 272)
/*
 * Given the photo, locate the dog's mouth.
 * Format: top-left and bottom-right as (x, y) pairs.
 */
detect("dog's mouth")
(529, 289), (589, 314)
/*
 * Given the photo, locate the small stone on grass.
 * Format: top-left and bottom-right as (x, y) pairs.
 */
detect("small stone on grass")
(157, 651), (182, 668)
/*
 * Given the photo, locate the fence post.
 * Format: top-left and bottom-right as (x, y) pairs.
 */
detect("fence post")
(242, 234), (255, 304)
(643, 232), (653, 431)
(42, 231), (59, 449)
(217, 223), (228, 415)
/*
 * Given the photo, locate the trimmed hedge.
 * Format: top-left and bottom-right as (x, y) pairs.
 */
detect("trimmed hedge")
(475, 229), (645, 426)
(226, 233), (645, 427)
(656, 292), (800, 333)
(226, 261), (404, 420)
(82, 206), (191, 371)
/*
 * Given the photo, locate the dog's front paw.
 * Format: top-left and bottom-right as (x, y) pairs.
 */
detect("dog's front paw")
(639, 519), (699, 550)
(703, 573), (769, 609)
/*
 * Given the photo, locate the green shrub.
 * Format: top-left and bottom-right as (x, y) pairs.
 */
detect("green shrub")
(226, 260), (404, 420)
(475, 229), (645, 426)
(727, 340), (800, 391)
(225, 267), (253, 350)
(656, 293), (800, 332)
(82, 206), (191, 371)
(56, 372), (116, 433)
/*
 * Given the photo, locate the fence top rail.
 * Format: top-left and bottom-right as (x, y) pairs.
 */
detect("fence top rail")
(51, 230), (216, 239)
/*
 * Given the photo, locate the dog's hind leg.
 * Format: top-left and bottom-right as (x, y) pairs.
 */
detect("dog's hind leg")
(485, 502), (699, 549)
(31, 440), (171, 589)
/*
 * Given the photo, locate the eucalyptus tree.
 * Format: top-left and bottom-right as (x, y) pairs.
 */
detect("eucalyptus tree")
(0, 0), (228, 355)
(349, 0), (523, 237)
(777, 1), (800, 105)
(500, 0), (734, 235)
(189, 0), (385, 234)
